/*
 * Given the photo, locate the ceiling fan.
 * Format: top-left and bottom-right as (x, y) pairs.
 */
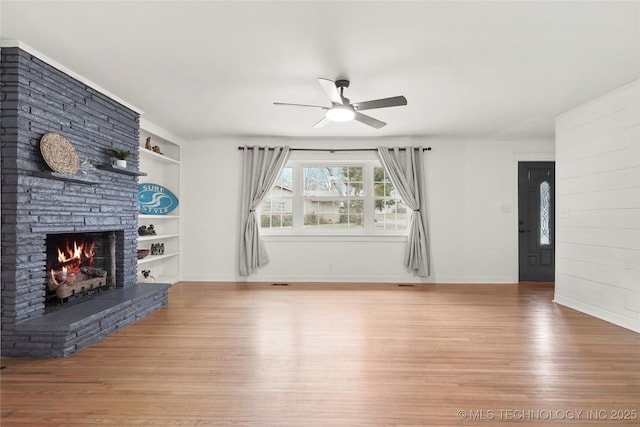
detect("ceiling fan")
(274, 78), (407, 129)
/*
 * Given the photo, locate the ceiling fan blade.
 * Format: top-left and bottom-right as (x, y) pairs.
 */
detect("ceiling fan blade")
(312, 116), (330, 128)
(274, 102), (328, 109)
(318, 78), (343, 104)
(354, 112), (386, 129)
(352, 96), (407, 111)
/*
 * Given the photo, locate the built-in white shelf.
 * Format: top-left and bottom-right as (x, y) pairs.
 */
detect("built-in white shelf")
(139, 148), (180, 164)
(138, 233), (180, 241)
(139, 214), (180, 219)
(138, 252), (180, 265)
(137, 124), (181, 284)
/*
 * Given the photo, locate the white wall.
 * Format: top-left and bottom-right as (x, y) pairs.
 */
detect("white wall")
(554, 79), (640, 333)
(180, 136), (554, 283)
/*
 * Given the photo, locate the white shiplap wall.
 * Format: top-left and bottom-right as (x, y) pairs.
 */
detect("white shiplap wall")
(555, 79), (640, 333)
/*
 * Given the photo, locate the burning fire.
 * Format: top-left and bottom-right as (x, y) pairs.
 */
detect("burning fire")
(48, 239), (95, 288)
(57, 240), (95, 266)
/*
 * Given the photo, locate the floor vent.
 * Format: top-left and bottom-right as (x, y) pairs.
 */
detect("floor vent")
(398, 284), (415, 287)
(272, 283), (289, 286)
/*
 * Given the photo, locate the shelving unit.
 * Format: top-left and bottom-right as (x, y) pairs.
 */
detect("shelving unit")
(137, 121), (181, 284)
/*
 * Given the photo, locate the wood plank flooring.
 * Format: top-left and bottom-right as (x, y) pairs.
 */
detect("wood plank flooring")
(2, 282), (639, 426)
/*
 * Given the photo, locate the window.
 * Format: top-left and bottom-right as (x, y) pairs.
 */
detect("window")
(260, 160), (407, 234)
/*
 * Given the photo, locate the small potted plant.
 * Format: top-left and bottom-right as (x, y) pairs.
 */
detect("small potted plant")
(107, 148), (132, 168)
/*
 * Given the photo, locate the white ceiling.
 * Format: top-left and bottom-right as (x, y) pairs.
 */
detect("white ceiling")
(1, 1), (639, 141)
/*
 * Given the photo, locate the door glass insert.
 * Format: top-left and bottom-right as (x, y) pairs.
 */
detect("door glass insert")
(539, 180), (551, 245)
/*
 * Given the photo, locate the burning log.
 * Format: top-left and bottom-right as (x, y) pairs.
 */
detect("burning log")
(49, 266), (108, 300)
(52, 257), (81, 270)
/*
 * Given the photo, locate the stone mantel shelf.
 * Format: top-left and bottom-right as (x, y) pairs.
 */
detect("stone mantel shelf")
(95, 164), (148, 177)
(33, 171), (100, 185)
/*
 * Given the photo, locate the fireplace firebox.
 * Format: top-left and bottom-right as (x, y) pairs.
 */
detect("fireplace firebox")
(45, 232), (118, 308)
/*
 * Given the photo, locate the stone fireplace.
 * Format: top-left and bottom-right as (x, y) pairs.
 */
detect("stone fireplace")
(1, 45), (169, 358)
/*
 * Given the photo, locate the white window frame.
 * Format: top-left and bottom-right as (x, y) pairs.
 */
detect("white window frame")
(259, 152), (408, 240)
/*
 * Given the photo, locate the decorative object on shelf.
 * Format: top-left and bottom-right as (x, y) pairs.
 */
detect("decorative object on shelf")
(152, 145), (163, 155)
(40, 132), (80, 175)
(150, 243), (165, 255)
(107, 148), (132, 168)
(78, 158), (96, 177)
(138, 224), (156, 236)
(138, 183), (179, 215)
(141, 269), (155, 283)
(137, 249), (150, 259)
(145, 137), (153, 150)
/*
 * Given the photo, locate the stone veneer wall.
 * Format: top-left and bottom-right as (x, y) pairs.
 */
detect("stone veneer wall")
(0, 47), (165, 357)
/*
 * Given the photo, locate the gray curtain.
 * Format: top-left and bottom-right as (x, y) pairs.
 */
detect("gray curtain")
(377, 146), (430, 276)
(238, 145), (290, 276)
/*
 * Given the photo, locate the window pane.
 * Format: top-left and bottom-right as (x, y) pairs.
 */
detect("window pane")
(540, 181), (551, 245)
(260, 214), (293, 229)
(345, 167), (364, 197)
(303, 199), (363, 229)
(303, 166), (363, 197)
(261, 167), (293, 230)
(304, 167), (338, 195)
(268, 167), (293, 197)
(261, 198), (293, 230)
(374, 199), (408, 230)
(373, 167), (407, 230)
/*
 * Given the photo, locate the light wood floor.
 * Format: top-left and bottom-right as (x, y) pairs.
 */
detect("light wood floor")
(2, 282), (639, 426)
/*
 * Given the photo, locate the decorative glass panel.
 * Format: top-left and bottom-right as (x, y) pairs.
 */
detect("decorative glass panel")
(539, 181), (551, 245)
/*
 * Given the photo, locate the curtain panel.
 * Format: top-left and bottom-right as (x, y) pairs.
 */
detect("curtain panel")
(377, 146), (430, 276)
(238, 145), (290, 276)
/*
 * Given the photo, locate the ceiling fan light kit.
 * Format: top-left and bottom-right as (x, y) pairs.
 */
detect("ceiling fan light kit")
(274, 78), (407, 129)
(326, 105), (355, 122)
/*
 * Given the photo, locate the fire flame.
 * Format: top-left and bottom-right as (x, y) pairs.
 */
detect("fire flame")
(56, 240), (95, 266)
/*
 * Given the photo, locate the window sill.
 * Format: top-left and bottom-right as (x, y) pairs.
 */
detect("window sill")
(261, 234), (408, 243)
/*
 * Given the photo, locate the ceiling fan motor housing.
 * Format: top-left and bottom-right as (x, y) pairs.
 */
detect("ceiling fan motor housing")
(334, 80), (351, 104)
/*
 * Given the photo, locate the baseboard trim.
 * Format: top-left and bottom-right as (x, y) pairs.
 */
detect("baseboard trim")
(554, 294), (640, 333)
(180, 273), (517, 284)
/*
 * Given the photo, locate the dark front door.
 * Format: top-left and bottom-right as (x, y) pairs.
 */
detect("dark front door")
(518, 162), (555, 282)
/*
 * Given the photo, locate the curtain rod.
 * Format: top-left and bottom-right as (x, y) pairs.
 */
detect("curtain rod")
(237, 147), (432, 152)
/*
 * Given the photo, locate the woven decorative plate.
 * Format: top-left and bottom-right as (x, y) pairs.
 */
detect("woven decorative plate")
(40, 133), (80, 175)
